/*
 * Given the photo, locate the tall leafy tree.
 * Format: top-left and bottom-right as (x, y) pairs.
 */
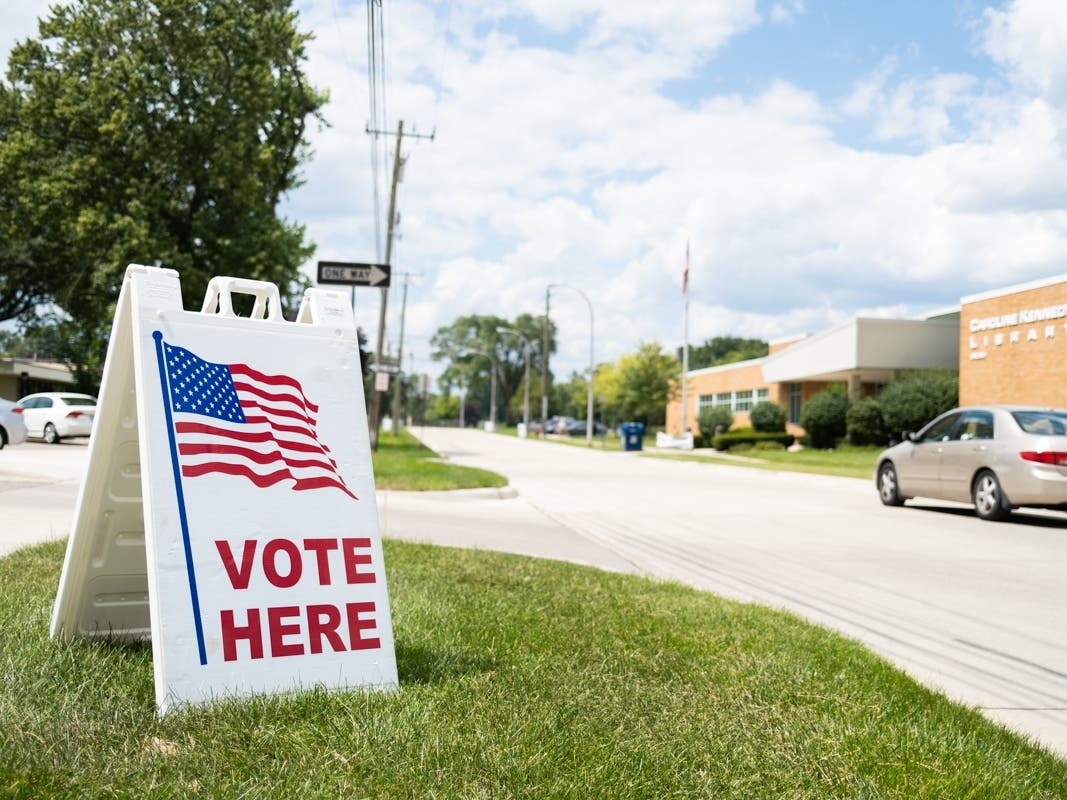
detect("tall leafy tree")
(0, 0), (325, 384)
(682, 336), (768, 370)
(616, 342), (680, 426)
(431, 313), (554, 424)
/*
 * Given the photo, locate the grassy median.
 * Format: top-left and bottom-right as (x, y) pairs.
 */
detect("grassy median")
(647, 444), (883, 480)
(372, 428), (507, 490)
(2, 539), (1065, 798)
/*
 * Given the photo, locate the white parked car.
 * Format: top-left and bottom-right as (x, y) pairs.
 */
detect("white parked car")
(0, 397), (28, 449)
(14, 392), (98, 444)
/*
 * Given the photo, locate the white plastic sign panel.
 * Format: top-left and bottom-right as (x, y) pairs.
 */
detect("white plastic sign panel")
(51, 265), (397, 713)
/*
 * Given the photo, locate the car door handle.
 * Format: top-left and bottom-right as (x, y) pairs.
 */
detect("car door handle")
(972, 445), (987, 452)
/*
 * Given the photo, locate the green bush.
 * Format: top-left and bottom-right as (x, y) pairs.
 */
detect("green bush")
(799, 389), (849, 449)
(846, 397), (887, 446)
(697, 406), (733, 435)
(750, 400), (787, 432)
(878, 370), (958, 436)
(711, 428), (796, 451)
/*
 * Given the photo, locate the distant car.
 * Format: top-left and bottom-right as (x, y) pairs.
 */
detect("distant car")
(564, 418), (608, 436)
(0, 398), (28, 449)
(875, 405), (1067, 521)
(15, 392), (98, 444)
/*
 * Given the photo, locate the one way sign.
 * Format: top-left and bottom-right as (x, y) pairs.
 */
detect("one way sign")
(317, 261), (391, 288)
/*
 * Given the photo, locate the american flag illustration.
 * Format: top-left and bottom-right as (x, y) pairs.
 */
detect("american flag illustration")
(159, 340), (356, 499)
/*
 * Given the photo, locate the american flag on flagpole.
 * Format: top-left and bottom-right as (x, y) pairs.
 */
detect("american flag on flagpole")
(682, 240), (690, 296)
(159, 340), (356, 499)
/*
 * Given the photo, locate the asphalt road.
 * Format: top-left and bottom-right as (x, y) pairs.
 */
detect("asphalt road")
(412, 427), (1067, 759)
(3, 431), (1066, 759)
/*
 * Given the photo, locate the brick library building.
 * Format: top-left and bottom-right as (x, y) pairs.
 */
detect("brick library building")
(665, 274), (1067, 436)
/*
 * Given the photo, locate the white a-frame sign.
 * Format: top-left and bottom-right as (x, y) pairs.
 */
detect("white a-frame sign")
(50, 264), (398, 713)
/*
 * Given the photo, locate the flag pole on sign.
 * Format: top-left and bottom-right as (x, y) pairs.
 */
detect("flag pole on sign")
(681, 240), (690, 436)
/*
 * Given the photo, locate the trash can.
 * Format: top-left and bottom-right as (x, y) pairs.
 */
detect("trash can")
(620, 422), (644, 451)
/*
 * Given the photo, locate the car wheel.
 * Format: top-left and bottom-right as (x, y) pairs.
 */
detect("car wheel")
(877, 462), (905, 506)
(973, 470), (1011, 521)
(0, 428), (6, 450)
(43, 423), (60, 445)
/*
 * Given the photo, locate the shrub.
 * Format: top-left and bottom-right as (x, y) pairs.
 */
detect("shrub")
(846, 397), (887, 446)
(711, 429), (796, 451)
(799, 389), (849, 449)
(697, 406), (733, 437)
(878, 371), (958, 437)
(750, 401), (787, 432)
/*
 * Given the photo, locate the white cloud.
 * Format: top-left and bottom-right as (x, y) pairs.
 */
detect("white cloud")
(768, 1), (805, 25)
(9, 0), (1067, 392)
(982, 0), (1067, 105)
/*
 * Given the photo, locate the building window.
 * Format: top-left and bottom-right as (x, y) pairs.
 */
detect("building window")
(715, 392), (732, 407)
(756, 388), (769, 403)
(735, 390), (753, 411)
(698, 394), (715, 410)
(789, 383), (802, 423)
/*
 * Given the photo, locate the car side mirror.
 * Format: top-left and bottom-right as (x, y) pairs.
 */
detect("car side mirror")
(905, 431), (918, 443)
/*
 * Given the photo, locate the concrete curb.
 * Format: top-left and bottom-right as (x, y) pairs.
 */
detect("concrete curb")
(377, 485), (518, 501)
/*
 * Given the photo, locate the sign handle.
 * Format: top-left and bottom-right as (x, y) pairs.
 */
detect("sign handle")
(201, 277), (284, 321)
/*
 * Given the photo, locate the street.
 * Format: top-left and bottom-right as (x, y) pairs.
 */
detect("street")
(2, 431), (1066, 758)
(411, 427), (1067, 759)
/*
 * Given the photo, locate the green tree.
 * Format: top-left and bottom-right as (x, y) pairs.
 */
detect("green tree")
(616, 342), (680, 426)
(0, 0), (326, 385)
(593, 361), (622, 426)
(427, 394), (459, 424)
(682, 336), (768, 370)
(431, 313), (554, 424)
(878, 370), (959, 436)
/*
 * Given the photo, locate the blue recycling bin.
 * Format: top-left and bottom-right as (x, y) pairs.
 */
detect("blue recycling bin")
(620, 422), (644, 451)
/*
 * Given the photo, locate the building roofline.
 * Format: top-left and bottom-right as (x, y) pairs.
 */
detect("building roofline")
(684, 355), (767, 379)
(961, 273), (1067, 305)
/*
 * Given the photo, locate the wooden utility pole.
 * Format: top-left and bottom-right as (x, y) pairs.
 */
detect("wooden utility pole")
(365, 121), (433, 450)
(368, 122), (404, 450)
(541, 287), (550, 435)
(390, 271), (422, 435)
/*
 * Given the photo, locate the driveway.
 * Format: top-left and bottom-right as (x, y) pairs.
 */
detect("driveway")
(413, 427), (1067, 759)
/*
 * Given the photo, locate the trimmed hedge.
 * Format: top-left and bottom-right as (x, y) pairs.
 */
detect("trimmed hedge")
(712, 428), (796, 451)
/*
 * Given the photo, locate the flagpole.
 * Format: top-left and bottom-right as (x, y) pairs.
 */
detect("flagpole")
(681, 241), (690, 435)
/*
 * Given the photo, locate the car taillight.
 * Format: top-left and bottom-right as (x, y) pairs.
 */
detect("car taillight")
(12, 407), (23, 415)
(66, 411), (84, 419)
(1020, 451), (1067, 465)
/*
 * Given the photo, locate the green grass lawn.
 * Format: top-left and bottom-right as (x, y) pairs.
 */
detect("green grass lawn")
(373, 428), (507, 490)
(647, 444), (883, 480)
(3, 540), (1064, 798)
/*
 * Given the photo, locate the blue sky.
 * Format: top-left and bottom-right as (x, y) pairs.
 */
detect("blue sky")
(5, 0), (1067, 385)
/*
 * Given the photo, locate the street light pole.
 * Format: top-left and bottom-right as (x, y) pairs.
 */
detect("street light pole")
(547, 283), (594, 446)
(496, 326), (531, 435)
(541, 287), (550, 436)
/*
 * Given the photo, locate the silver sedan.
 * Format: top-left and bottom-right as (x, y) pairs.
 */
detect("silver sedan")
(875, 405), (1067, 521)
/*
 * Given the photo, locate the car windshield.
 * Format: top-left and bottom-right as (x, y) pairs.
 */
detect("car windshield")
(1011, 410), (1067, 435)
(61, 396), (97, 406)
